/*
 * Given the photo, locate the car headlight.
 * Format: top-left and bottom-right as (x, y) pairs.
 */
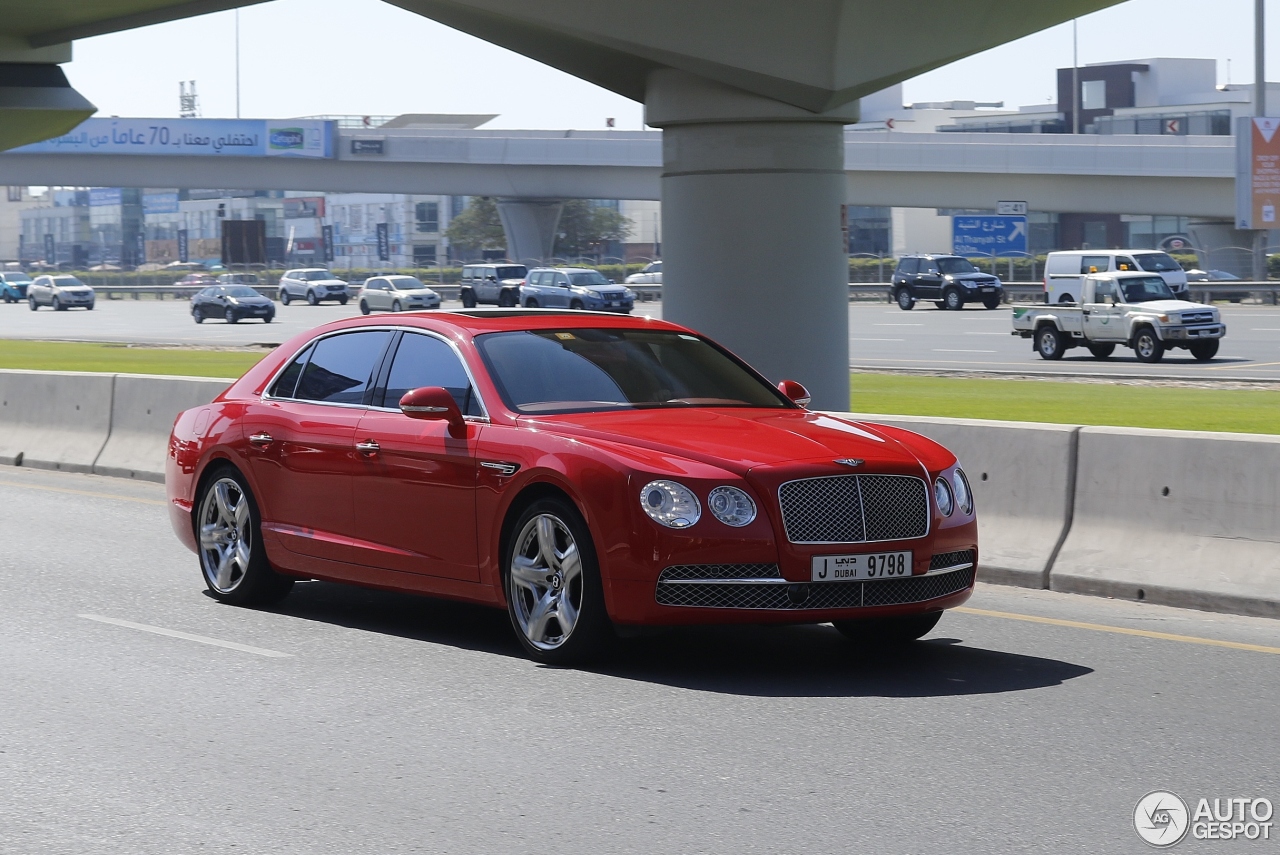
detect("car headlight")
(707, 486), (756, 527)
(951, 468), (973, 515)
(640, 480), (700, 528)
(934, 476), (954, 517)
(624, 289), (636, 299)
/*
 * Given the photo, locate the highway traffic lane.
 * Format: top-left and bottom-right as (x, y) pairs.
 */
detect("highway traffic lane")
(2, 466), (1278, 854)
(4, 297), (1279, 380)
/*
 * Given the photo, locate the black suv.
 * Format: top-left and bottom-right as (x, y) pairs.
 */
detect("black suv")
(891, 254), (1004, 310)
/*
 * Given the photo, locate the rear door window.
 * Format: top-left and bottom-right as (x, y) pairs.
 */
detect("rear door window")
(380, 333), (482, 415)
(1081, 255), (1111, 274)
(294, 331), (392, 406)
(897, 258), (919, 275)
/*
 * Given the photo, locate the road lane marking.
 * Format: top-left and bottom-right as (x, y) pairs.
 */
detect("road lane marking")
(854, 338), (906, 343)
(1207, 361), (1280, 370)
(932, 349), (998, 353)
(874, 323), (923, 326)
(78, 614), (293, 658)
(1249, 328), (1280, 331)
(963, 332), (1008, 336)
(0, 479), (166, 506)
(955, 607), (1280, 656)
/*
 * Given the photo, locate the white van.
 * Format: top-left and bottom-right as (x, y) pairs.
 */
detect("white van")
(1043, 250), (1189, 303)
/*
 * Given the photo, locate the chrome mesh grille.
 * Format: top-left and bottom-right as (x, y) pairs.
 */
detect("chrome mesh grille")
(659, 564), (782, 581)
(929, 550), (976, 572)
(778, 474), (928, 543)
(655, 567), (973, 610)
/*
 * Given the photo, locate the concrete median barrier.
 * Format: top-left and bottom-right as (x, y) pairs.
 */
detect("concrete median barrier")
(0, 369), (114, 473)
(1051, 427), (1280, 618)
(93, 374), (232, 482)
(847, 413), (1079, 588)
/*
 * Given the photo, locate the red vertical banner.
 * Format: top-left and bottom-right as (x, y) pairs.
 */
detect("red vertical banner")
(1252, 118), (1280, 227)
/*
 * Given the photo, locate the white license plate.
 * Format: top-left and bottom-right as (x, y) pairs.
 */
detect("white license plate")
(811, 551), (912, 582)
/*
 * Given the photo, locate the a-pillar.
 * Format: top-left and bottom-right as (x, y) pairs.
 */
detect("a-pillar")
(496, 198), (564, 266)
(646, 69), (858, 411)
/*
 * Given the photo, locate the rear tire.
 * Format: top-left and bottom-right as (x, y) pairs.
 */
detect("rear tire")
(359, 300), (371, 315)
(195, 467), (294, 607)
(1036, 325), (1065, 360)
(943, 288), (963, 311)
(1133, 327), (1165, 363)
(1189, 339), (1219, 361)
(833, 611), (942, 646)
(460, 290), (477, 308)
(1087, 343), (1115, 359)
(499, 290), (516, 308)
(895, 288), (915, 310)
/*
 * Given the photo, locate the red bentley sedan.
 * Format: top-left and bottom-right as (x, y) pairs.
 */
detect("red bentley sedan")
(167, 310), (977, 664)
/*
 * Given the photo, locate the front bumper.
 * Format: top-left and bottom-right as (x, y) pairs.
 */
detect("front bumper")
(1160, 323), (1225, 341)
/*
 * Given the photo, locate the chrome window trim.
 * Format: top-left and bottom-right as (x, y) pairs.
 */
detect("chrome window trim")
(777, 472), (931, 544)
(262, 325), (491, 420)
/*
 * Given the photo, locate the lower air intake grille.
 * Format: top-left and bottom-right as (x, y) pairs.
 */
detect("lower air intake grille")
(929, 550), (976, 573)
(655, 566), (974, 610)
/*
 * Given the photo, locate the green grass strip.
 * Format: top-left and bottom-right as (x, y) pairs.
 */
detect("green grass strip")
(0, 340), (263, 379)
(851, 373), (1280, 435)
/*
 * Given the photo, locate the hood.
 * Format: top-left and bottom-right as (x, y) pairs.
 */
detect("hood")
(522, 408), (931, 474)
(947, 272), (1000, 282)
(1131, 299), (1214, 312)
(229, 294), (272, 304)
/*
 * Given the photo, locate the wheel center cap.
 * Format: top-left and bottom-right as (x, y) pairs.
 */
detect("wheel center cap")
(229, 530), (237, 541)
(550, 574), (562, 590)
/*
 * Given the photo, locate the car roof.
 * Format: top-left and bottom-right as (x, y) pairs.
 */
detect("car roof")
(292, 308), (686, 339)
(534, 267), (596, 273)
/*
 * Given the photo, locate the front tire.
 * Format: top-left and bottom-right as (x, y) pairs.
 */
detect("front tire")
(505, 498), (613, 665)
(1189, 340), (1219, 361)
(1036, 325), (1066, 360)
(338, 295), (348, 305)
(570, 299), (584, 310)
(195, 468), (294, 606)
(193, 307), (205, 324)
(943, 288), (963, 311)
(895, 288), (915, 310)
(224, 308), (238, 324)
(1133, 327), (1165, 363)
(983, 297), (1001, 310)
(499, 290), (516, 308)
(306, 290), (319, 306)
(52, 296), (63, 311)
(832, 611), (942, 645)
(28, 296), (37, 311)
(525, 298), (540, 308)
(279, 289), (291, 306)
(460, 289), (477, 309)
(391, 300), (402, 313)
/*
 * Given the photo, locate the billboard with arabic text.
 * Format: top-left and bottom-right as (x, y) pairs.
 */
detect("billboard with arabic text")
(11, 118), (335, 158)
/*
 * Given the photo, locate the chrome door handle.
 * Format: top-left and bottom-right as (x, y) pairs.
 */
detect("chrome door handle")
(355, 440), (380, 455)
(249, 432), (273, 446)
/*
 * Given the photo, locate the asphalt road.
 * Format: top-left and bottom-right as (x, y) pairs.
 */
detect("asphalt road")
(3, 297), (1280, 380)
(2, 465), (1277, 854)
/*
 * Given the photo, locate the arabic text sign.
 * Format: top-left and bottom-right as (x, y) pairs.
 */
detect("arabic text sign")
(11, 118), (335, 158)
(1236, 117), (1280, 228)
(953, 215), (1027, 256)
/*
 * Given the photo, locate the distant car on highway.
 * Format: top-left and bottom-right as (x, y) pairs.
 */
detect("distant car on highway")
(458, 263), (528, 308)
(521, 267), (635, 312)
(1185, 268), (1249, 303)
(216, 272), (264, 288)
(892, 254), (1004, 311)
(165, 309), (977, 664)
(358, 275), (442, 314)
(0, 271), (33, 302)
(27, 275), (95, 311)
(175, 273), (216, 290)
(191, 284), (275, 324)
(278, 268), (351, 306)
(624, 260), (662, 285)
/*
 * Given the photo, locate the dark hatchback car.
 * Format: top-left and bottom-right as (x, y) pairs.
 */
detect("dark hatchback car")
(192, 285), (275, 324)
(892, 255), (1004, 311)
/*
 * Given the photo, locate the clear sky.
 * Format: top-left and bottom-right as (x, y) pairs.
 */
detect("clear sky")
(67, 0), (1277, 129)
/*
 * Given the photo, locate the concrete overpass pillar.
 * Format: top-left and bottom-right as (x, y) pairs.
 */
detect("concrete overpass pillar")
(496, 198), (563, 265)
(646, 70), (859, 411)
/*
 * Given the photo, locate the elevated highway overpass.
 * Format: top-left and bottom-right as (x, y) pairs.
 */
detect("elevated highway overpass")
(0, 126), (1236, 219)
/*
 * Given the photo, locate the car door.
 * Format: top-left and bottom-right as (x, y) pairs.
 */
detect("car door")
(241, 329), (393, 564)
(916, 260), (943, 299)
(31, 276), (49, 305)
(1082, 279), (1124, 340)
(351, 331), (483, 581)
(552, 272), (573, 306)
(363, 278), (381, 310)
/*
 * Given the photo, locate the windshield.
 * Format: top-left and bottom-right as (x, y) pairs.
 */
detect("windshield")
(226, 286), (259, 298)
(476, 329), (791, 414)
(936, 257), (979, 275)
(495, 266), (527, 281)
(7, 274), (32, 283)
(1119, 276), (1175, 303)
(303, 270), (334, 280)
(568, 271), (610, 287)
(53, 276), (85, 287)
(391, 277), (427, 291)
(1135, 252), (1181, 273)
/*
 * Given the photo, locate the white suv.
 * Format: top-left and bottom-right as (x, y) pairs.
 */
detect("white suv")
(278, 269), (350, 306)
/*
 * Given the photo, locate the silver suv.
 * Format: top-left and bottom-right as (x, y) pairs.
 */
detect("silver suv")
(278, 268), (350, 306)
(458, 264), (528, 308)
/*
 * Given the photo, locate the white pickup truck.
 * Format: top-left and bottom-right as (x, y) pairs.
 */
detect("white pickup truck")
(1011, 272), (1226, 363)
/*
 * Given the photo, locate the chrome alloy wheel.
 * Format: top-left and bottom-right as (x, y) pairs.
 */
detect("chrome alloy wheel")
(509, 513), (583, 650)
(198, 477), (253, 594)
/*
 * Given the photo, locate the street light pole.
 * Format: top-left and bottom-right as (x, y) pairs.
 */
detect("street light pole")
(235, 9), (241, 119)
(1072, 19), (1080, 135)
(1253, 0), (1267, 281)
